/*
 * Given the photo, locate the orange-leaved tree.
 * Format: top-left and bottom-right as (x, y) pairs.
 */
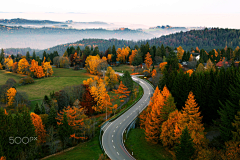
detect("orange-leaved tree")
(144, 86), (170, 144)
(186, 69), (193, 76)
(180, 91), (207, 152)
(17, 58), (29, 75)
(0, 63), (3, 70)
(90, 79), (112, 113)
(56, 106), (86, 139)
(129, 49), (137, 65)
(104, 66), (119, 90)
(42, 57), (53, 77)
(145, 91), (165, 144)
(113, 81), (131, 103)
(29, 59), (45, 78)
(85, 55), (101, 75)
(12, 62), (18, 73)
(107, 54), (112, 63)
(177, 46), (184, 60)
(7, 87), (17, 106)
(151, 69), (157, 78)
(116, 47), (130, 63)
(30, 112), (47, 144)
(4, 56), (13, 70)
(159, 62), (167, 72)
(160, 109), (183, 149)
(144, 52), (153, 69)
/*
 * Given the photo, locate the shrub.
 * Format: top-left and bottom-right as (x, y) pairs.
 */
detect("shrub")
(73, 65), (80, 70)
(19, 77), (34, 85)
(143, 69), (151, 77)
(5, 78), (17, 87)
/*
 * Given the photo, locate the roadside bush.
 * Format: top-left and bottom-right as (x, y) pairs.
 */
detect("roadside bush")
(143, 69), (151, 77)
(73, 65), (80, 70)
(19, 77), (34, 85)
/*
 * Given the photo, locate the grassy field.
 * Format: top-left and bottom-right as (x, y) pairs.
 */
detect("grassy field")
(125, 128), (173, 160)
(112, 64), (134, 74)
(44, 130), (103, 160)
(0, 68), (95, 100)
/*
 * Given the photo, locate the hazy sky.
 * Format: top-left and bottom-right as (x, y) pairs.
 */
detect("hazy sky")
(1, 0), (240, 28)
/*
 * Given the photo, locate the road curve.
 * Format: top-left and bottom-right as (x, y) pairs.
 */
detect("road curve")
(102, 74), (154, 160)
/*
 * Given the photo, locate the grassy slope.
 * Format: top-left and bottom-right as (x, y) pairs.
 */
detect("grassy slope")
(112, 64), (133, 74)
(125, 128), (173, 160)
(45, 130), (102, 160)
(0, 68), (95, 100)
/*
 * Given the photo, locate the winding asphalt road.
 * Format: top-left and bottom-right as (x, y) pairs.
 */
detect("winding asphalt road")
(102, 74), (154, 160)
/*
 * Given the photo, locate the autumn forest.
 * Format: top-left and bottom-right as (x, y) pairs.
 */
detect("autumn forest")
(1, 30), (240, 160)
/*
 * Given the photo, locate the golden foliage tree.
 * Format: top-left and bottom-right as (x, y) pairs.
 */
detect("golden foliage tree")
(85, 55), (101, 75)
(144, 86), (170, 144)
(177, 46), (184, 60)
(206, 58), (215, 72)
(151, 69), (157, 78)
(196, 63), (205, 73)
(0, 63), (3, 70)
(30, 112), (47, 144)
(17, 58), (29, 74)
(104, 66), (119, 90)
(160, 109), (183, 148)
(107, 54), (112, 63)
(7, 88), (17, 106)
(129, 49), (137, 65)
(116, 47), (130, 63)
(102, 56), (107, 61)
(113, 81), (131, 102)
(42, 57), (53, 77)
(186, 69), (193, 76)
(159, 62), (167, 72)
(29, 59), (45, 78)
(144, 52), (153, 69)
(180, 91), (207, 151)
(90, 79), (112, 113)
(4, 57), (13, 70)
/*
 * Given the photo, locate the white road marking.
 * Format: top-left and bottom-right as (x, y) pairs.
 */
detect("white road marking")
(112, 140), (113, 142)
(113, 145), (115, 148)
(112, 135), (114, 137)
(114, 130), (115, 132)
(120, 122), (121, 124)
(116, 126), (118, 128)
(117, 152), (119, 155)
(124, 119), (125, 121)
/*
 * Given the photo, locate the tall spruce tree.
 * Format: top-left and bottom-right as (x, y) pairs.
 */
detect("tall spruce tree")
(175, 126), (195, 160)
(48, 106), (57, 128)
(216, 71), (240, 142)
(32, 50), (36, 60)
(26, 51), (30, 61)
(112, 45), (116, 63)
(41, 102), (46, 114)
(121, 71), (133, 92)
(58, 112), (73, 149)
(34, 103), (41, 115)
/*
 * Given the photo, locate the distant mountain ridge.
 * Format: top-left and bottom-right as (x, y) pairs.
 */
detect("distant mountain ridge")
(34, 28), (240, 56)
(0, 18), (62, 24)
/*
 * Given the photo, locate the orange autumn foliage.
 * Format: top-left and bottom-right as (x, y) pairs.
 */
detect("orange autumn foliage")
(7, 87), (17, 106)
(4, 109), (8, 115)
(0, 156), (6, 160)
(56, 106), (86, 139)
(0, 63), (3, 70)
(113, 81), (131, 102)
(107, 54), (112, 63)
(102, 56), (107, 61)
(160, 109), (183, 148)
(159, 62), (167, 72)
(30, 113), (47, 144)
(17, 58), (29, 75)
(180, 91), (207, 151)
(30, 59), (45, 78)
(116, 47), (130, 63)
(177, 46), (184, 60)
(42, 57), (53, 77)
(151, 69), (157, 78)
(129, 49), (137, 65)
(144, 86), (170, 144)
(144, 52), (153, 69)
(186, 69), (193, 76)
(90, 79), (112, 113)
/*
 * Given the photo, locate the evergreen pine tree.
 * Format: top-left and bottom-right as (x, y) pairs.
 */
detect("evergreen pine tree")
(34, 103), (41, 115)
(175, 126), (195, 160)
(216, 72), (240, 142)
(32, 50), (36, 60)
(48, 106), (57, 128)
(26, 51), (30, 61)
(112, 45), (117, 63)
(232, 111), (240, 142)
(58, 113), (73, 149)
(160, 44), (166, 58)
(122, 71), (133, 92)
(41, 102), (46, 114)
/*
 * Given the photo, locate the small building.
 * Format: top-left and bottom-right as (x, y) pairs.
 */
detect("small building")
(216, 61), (229, 68)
